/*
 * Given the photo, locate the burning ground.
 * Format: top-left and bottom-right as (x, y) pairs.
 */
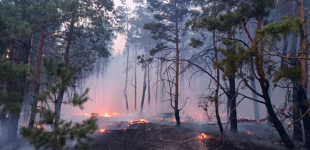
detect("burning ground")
(1, 113), (307, 150)
(90, 119), (290, 150)
(87, 113), (303, 150)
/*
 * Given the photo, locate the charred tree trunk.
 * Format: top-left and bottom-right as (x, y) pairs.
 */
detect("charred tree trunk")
(155, 53), (159, 108)
(229, 77), (237, 133)
(147, 62), (151, 106)
(135, 47), (137, 111)
(140, 67), (147, 114)
(124, 9), (129, 114)
(160, 54), (164, 113)
(28, 22), (46, 129)
(290, 33), (303, 141)
(123, 43), (129, 113)
(297, 0), (310, 148)
(174, 3), (180, 127)
(293, 83), (303, 142)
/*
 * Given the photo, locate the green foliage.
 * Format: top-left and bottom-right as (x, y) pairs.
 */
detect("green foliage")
(21, 116), (98, 150)
(144, 0), (193, 55)
(219, 40), (247, 78)
(273, 66), (301, 83)
(21, 58), (97, 150)
(256, 16), (302, 39)
(0, 62), (27, 112)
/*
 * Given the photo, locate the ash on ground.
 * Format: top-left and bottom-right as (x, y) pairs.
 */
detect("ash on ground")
(91, 122), (294, 150)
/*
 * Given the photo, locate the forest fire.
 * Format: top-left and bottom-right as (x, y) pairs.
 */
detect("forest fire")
(130, 119), (148, 124)
(34, 125), (46, 129)
(198, 133), (209, 139)
(247, 131), (254, 134)
(99, 129), (105, 133)
(75, 112), (121, 117)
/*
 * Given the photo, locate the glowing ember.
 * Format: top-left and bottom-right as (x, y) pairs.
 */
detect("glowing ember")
(199, 141), (204, 146)
(130, 119), (148, 124)
(198, 133), (209, 139)
(34, 125), (45, 129)
(100, 129), (105, 133)
(123, 128), (127, 131)
(247, 131), (253, 134)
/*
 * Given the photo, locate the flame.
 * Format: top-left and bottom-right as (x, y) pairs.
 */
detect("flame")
(247, 131), (253, 134)
(130, 119), (148, 124)
(123, 128), (126, 131)
(100, 129), (105, 133)
(34, 125), (45, 129)
(75, 112), (122, 118)
(103, 113), (110, 117)
(198, 133), (209, 139)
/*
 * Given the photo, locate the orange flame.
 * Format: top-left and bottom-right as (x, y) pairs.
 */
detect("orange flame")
(130, 119), (148, 124)
(198, 133), (209, 139)
(99, 129), (105, 133)
(247, 131), (253, 134)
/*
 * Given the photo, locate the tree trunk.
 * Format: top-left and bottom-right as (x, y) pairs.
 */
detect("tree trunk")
(28, 22), (46, 129)
(16, 37), (23, 64)
(293, 83), (303, 142)
(123, 43), (129, 113)
(297, 0), (310, 148)
(213, 30), (224, 133)
(7, 113), (19, 142)
(147, 63), (151, 106)
(0, 107), (9, 140)
(55, 9), (75, 124)
(135, 47), (137, 111)
(155, 53), (159, 108)
(23, 37), (33, 125)
(249, 69), (260, 120)
(223, 79), (230, 120)
(281, 36), (288, 66)
(160, 54), (164, 113)
(124, 11), (129, 114)
(174, 2), (180, 127)
(290, 33), (303, 141)
(229, 77), (237, 132)
(263, 89), (295, 149)
(255, 16), (295, 149)
(140, 67), (147, 114)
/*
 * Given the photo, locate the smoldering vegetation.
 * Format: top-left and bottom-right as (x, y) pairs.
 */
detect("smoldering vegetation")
(0, 0), (310, 150)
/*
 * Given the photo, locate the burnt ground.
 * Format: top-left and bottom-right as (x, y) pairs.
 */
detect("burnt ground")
(0, 119), (307, 150)
(90, 122), (303, 150)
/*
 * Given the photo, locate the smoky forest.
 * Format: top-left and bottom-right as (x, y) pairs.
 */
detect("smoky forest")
(0, 0), (310, 150)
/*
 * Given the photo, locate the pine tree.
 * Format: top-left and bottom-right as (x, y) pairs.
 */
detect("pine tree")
(21, 58), (98, 150)
(145, 0), (192, 127)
